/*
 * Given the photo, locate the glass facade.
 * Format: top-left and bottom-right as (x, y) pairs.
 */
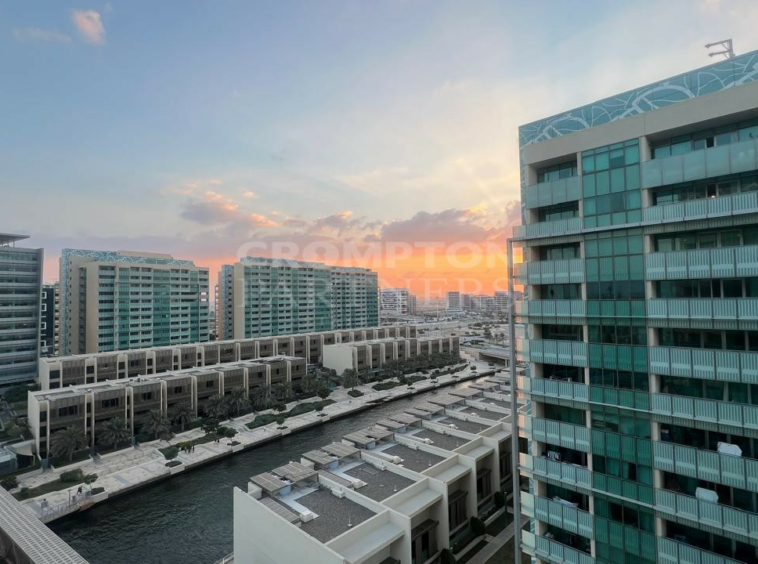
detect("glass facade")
(515, 48), (758, 564)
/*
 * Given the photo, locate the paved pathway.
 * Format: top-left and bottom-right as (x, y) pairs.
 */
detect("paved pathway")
(15, 361), (497, 520)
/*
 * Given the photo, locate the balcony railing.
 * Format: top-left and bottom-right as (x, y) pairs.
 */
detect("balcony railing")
(533, 494), (594, 539)
(530, 417), (591, 452)
(647, 298), (758, 325)
(517, 339), (587, 368)
(514, 258), (585, 285)
(651, 393), (758, 430)
(655, 488), (758, 540)
(513, 217), (582, 240)
(649, 346), (758, 384)
(657, 536), (744, 564)
(646, 245), (758, 281)
(642, 191), (758, 224)
(653, 440), (758, 494)
(525, 176), (582, 210)
(515, 300), (586, 320)
(641, 137), (758, 189)
(518, 376), (589, 403)
(535, 535), (595, 564)
(520, 452), (592, 489)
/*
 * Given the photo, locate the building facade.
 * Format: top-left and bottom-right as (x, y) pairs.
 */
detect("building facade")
(513, 51), (758, 564)
(220, 258), (379, 340)
(380, 288), (413, 316)
(446, 291), (462, 312)
(60, 249), (210, 355)
(40, 283), (60, 357)
(0, 233), (43, 389)
(233, 380), (513, 564)
(39, 325), (418, 390)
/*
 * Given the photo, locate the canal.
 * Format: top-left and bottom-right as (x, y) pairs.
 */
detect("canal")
(51, 378), (489, 564)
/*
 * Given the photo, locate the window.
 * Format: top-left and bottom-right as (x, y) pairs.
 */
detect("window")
(537, 201), (579, 222)
(542, 325), (583, 341)
(651, 118), (758, 158)
(57, 405), (79, 417)
(141, 392), (153, 401)
(173, 386), (183, 394)
(448, 490), (468, 530)
(537, 161), (577, 183)
(206, 380), (215, 388)
(101, 398), (119, 409)
(540, 243), (580, 261)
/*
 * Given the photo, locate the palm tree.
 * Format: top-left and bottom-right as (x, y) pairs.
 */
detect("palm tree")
(50, 426), (88, 462)
(301, 373), (318, 395)
(273, 382), (293, 403)
(171, 402), (195, 432)
(225, 387), (250, 416)
(250, 385), (270, 410)
(203, 394), (229, 420)
(142, 410), (170, 441)
(342, 369), (359, 390)
(98, 417), (131, 451)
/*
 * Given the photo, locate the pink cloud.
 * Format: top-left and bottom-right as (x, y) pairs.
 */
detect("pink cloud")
(250, 213), (278, 227)
(72, 10), (105, 45)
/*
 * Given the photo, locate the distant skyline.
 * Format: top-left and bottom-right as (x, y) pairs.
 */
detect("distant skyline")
(2, 0), (757, 296)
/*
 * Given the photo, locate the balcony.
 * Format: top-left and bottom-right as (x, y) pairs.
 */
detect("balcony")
(533, 494), (594, 539)
(514, 258), (585, 285)
(653, 441), (758, 494)
(646, 245), (758, 280)
(655, 488), (758, 540)
(520, 452), (592, 490)
(651, 393), (758, 430)
(649, 346), (758, 384)
(642, 191), (758, 224)
(517, 339), (587, 368)
(641, 137), (758, 189)
(519, 376), (589, 404)
(530, 417), (591, 453)
(646, 298), (758, 328)
(535, 535), (595, 564)
(525, 176), (582, 210)
(515, 300), (586, 322)
(513, 217), (582, 240)
(657, 536), (743, 564)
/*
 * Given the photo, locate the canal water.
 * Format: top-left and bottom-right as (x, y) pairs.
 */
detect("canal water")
(51, 378), (489, 564)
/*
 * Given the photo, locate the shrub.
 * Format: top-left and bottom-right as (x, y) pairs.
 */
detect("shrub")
(493, 490), (505, 509)
(439, 548), (457, 564)
(315, 403), (324, 412)
(469, 516), (486, 537)
(274, 403), (287, 413)
(347, 389), (364, 398)
(163, 446), (179, 461)
(91, 487), (106, 495)
(317, 388), (330, 400)
(218, 427), (237, 438)
(83, 473), (98, 485)
(275, 416), (286, 426)
(1, 476), (18, 490)
(165, 460), (182, 468)
(60, 469), (85, 483)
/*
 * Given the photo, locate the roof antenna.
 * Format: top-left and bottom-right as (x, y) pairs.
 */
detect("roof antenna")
(705, 39), (735, 60)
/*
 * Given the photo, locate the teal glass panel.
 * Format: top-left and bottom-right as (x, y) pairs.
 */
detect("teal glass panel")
(611, 168), (625, 192)
(625, 165), (640, 190)
(597, 171), (610, 194)
(584, 174), (596, 197)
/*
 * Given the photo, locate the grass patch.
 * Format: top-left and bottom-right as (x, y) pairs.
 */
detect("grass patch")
(165, 460), (182, 468)
(372, 382), (400, 391)
(347, 389), (364, 398)
(13, 469), (96, 501)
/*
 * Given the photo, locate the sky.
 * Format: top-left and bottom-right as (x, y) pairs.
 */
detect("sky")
(1, 0), (757, 298)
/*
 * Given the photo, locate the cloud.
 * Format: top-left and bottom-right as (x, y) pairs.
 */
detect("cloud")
(209, 179), (223, 186)
(12, 27), (72, 44)
(250, 213), (278, 227)
(376, 206), (510, 245)
(243, 190), (256, 198)
(72, 10), (106, 45)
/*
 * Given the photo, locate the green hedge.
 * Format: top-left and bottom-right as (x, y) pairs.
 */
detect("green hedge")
(246, 400), (335, 429)
(372, 382), (400, 391)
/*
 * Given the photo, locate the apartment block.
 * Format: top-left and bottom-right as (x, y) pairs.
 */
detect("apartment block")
(322, 336), (460, 374)
(219, 257), (379, 340)
(28, 355), (306, 461)
(39, 325), (418, 390)
(446, 291), (462, 312)
(0, 233), (43, 388)
(513, 51), (758, 564)
(41, 283), (60, 357)
(60, 249), (210, 355)
(233, 379), (513, 564)
(380, 288), (414, 316)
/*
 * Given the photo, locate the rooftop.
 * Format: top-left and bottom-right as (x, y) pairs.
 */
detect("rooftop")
(436, 417), (491, 434)
(0, 233), (29, 246)
(296, 489), (376, 543)
(451, 406), (504, 421)
(381, 444), (445, 473)
(343, 463), (416, 501)
(409, 428), (472, 452)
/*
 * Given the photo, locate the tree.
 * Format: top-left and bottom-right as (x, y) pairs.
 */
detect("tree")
(4, 384), (30, 405)
(171, 402), (195, 432)
(50, 426), (88, 462)
(203, 394), (229, 420)
(469, 516), (486, 537)
(301, 372), (318, 395)
(250, 385), (270, 410)
(83, 473), (98, 491)
(98, 417), (131, 451)
(225, 387), (250, 416)
(202, 418), (220, 435)
(141, 410), (171, 441)
(358, 369), (373, 385)
(342, 369), (359, 390)
(317, 383), (330, 400)
(272, 382), (293, 403)
(439, 548), (457, 564)
(163, 446), (179, 461)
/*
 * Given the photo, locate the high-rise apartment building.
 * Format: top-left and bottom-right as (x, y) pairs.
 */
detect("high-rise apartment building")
(60, 249), (210, 355)
(219, 257), (379, 340)
(380, 288), (413, 315)
(446, 291), (462, 311)
(40, 283), (60, 357)
(0, 233), (43, 388)
(512, 51), (758, 564)
(494, 291), (510, 313)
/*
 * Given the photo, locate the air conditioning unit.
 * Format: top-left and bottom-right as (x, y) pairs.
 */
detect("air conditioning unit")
(353, 480), (367, 489)
(331, 489), (346, 499)
(424, 438), (433, 444)
(300, 511), (317, 522)
(392, 456), (403, 464)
